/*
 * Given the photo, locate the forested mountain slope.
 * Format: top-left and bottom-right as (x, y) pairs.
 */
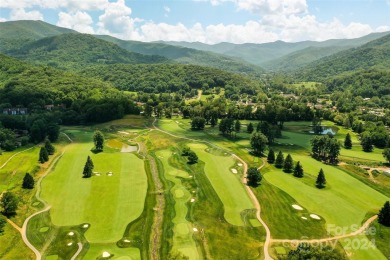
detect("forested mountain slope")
(4, 33), (169, 70)
(296, 33), (390, 81)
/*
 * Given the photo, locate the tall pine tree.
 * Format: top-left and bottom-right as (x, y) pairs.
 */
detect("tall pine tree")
(39, 147), (49, 163)
(344, 133), (352, 149)
(275, 151), (284, 168)
(378, 201), (390, 227)
(283, 154), (293, 173)
(267, 149), (275, 163)
(83, 156), (94, 178)
(316, 168), (326, 188)
(293, 161), (304, 178)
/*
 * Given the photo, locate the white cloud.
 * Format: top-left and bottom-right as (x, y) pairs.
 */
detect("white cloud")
(164, 6), (171, 13)
(57, 11), (95, 34)
(376, 25), (390, 32)
(0, 17), (7, 22)
(97, 0), (141, 39)
(10, 8), (43, 21)
(0, 0), (109, 11)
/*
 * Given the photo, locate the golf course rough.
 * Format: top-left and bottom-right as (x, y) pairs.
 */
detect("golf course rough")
(41, 130), (148, 245)
(188, 143), (255, 226)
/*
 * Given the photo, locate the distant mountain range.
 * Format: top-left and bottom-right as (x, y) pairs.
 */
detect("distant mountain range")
(0, 20), (389, 80)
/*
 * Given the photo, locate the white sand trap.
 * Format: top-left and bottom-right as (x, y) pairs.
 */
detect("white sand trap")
(93, 172), (98, 174)
(118, 131), (129, 135)
(83, 224), (89, 228)
(95, 173), (100, 176)
(68, 232), (74, 236)
(192, 191), (196, 193)
(231, 169), (238, 174)
(237, 163), (243, 167)
(301, 217), (307, 220)
(175, 121), (179, 123)
(107, 172), (113, 176)
(292, 204), (303, 210)
(102, 252), (110, 258)
(121, 145), (137, 153)
(310, 214), (321, 220)
(67, 242), (73, 246)
(123, 239), (131, 243)
(193, 228), (198, 232)
(190, 198), (195, 202)
(189, 175), (193, 178)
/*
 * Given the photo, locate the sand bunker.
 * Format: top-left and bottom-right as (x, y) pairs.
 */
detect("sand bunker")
(237, 163), (243, 167)
(292, 204), (303, 210)
(67, 242), (73, 246)
(190, 198), (195, 202)
(301, 217), (307, 220)
(68, 232), (74, 236)
(102, 252), (111, 258)
(310, 214), (321, 220)
(118, 131), (129, 135)
(231, 169), (238, 174)
(189, 175), (193, 178)
(123, 239), (131, 243)
(95, 173), (101, 176)
(83, 224), (89, 228)
(107, 172), (113, 176)
(121, 145), (137, 153)
(193, 227), (198, 232)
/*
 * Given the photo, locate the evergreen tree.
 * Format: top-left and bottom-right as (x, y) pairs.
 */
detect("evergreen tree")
(267, 149), (275, 163)
(293, 161), (304, 178)
(39, 147), (49, 163)
(44, 138), (55, 155)
(83, 156), (94, 178)
(93, 130), (104, 152)
(22, 173), (34, 189)
(0, 191), (18, 217)
(378, 201), (390, 227)
(275, 151), (284, 168)
(246, 167), (262, 187)
(247, 122), (254, 133)
(316, 168), (326, 188)
(235, 120), (241, 133)
(344, 133), (352, 149)
(283, 154), (293, 173)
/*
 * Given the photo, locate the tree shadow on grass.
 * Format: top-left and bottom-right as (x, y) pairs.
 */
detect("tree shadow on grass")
(90, 148), (103, 154)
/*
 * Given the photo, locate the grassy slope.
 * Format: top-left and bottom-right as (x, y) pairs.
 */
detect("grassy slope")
(40, 130), (147, 243)
(188, 143), (254, 226)
(156, 150), (200, 260)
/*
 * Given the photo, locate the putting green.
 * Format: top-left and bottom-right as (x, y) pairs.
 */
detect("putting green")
(188, 143), (254, 226)
(41, 130), (147, 243)
(264, 154), (389, 234)
(156, 150), (199, 260)
(39, 227), (49, 233)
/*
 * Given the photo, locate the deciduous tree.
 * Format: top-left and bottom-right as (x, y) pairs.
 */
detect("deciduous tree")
(44, 138), (55, 155)
(0, 191), (18, 217)
(246, 167), (262, 187)
(250, 132), (268, 156)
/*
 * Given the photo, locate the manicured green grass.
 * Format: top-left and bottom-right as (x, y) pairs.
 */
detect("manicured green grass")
(156, 150), (200, 260)
(188, 143), (254, 226)
(367, 222), (390, 259)
(41, 130), (148, 243)
(339, 234), (386, 260)
(83, 244), (140, 259)
(0, 146), (39, 191)
(264, 155), (389, 234)
(0, 222), (35, 259)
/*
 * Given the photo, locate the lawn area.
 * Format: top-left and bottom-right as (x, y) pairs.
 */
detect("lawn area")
(40, 129), (147, 243)
(264, 155), (389, 235)
(83, 243), (140, 259)
(156, 150), (200, 260)
(0, 146), (39, 192)
(339, 234), (386, 260)
(188, 143), (254, 226)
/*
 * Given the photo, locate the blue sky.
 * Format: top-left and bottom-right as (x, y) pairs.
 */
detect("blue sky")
(0, 0), (389, 43)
